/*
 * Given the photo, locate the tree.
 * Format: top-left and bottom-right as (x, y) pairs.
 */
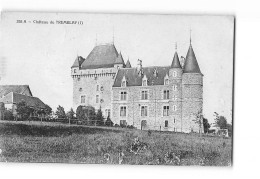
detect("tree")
(66, 108), (75, 119)
(214, 112), (228, 129)
(66, 108), (75, 124)
(76, 105), (96, 125)
(192, 109), (204, 136)
(203, 117), (211, 133)
(3, 109), (14, 121)
(95, 106), (104, 126)
(105, 116), (113, 126)
(44, 104), (52, 116)
(16, 100), (33, 120)
(55, 105), (66, 119)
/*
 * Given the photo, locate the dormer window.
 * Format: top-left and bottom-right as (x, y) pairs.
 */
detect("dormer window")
(142, 80), (147, 86)
(121, 76), (127, 87)
(122, 81), (126, 87)
(164, 79), (169, 85)
(164, 74), (169, 85)
(173, 71), (177, 77)
(74, 69), (76, 73)
(142, 75), (148, 86)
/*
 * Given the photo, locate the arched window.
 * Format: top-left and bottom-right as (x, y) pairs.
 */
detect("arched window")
(173, 71), (177, 77)
(122, 81), (126, 87)
(122, 76), (127, 87)
(173, 105), (177, 111)
(142, 79), (147, 86)
(164, 74), (169, 85)
(164, 79), (169, 85)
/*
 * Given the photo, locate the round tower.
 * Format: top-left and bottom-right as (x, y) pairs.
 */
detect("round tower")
(181, 43), (204, 133)
(169, 48), (183, 132)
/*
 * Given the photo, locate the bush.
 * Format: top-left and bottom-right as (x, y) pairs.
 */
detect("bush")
(105, 116), (114, 127)
(3, 110), (14, 121)
(114, 124), (120, 127)
(127, 125), (135, 129)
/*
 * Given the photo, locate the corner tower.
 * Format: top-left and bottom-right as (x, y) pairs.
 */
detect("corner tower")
(169, 47), (183, 132)
(181, 42), (204, 133)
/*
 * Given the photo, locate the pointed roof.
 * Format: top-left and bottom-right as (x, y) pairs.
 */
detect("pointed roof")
(114, 52), (125, 65)
(183, 44), (201, 73)
(81, 44), (120, 69)
(125, 60), (132, 68)
(71, 56), (85, 68)
(171, 52), (182, 68)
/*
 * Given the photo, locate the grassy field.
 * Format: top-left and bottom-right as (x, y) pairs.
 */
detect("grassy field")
(0, 121), (232, 166)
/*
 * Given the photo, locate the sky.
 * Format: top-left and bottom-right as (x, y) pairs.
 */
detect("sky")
(0, 12), (234, 123)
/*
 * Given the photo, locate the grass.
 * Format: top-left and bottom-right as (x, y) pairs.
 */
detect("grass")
(0, 121), (232, 166)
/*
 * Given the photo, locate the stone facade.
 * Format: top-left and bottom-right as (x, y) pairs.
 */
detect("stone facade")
(71, 43), (204, 133)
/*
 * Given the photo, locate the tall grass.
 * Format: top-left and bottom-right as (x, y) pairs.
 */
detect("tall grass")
(0, 121), (232, 166)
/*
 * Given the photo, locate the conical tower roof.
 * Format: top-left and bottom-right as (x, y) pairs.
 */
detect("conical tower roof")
(114, 52), (125, 65)
(71, 56), (85, 68)
(125, 59), (132, 68)
(171, 52), (182, 68)
(183, 44), (201, 73)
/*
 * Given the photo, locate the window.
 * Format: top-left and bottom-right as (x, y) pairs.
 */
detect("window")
(96, 85), (99, 91)
(120, 91), (127, 100)
(96, 95), (99, 103)
(173, 105), (177, 111)
(174, 118), (176, 123)
(121, 81), (126, 87)
(165, 120), (168, 127)
(173, 71), (177, 77)
(163, 90), (170, 99)
(163, 106), (169, 116)
(142, 80), (147, 86)
(164, 79), (169, 85)
(173, 85), (178, 91)
(141, 106), (148, 117)
(120, 120), (127, 127)
(120, 106), (126, 117)
(81, 95), (85, 103)
(74, 69), (76, 73)
(141, 91), (148, 100)
(79, 88), (82, 92)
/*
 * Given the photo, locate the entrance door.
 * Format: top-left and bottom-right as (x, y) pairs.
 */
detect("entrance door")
(141, 120), (147, 130)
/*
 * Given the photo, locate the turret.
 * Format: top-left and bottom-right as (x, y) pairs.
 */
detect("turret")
(182, 42), (203, 133)
(114, 52), (125, 69)
(125, 59), (132, 68)
(71, 56), (85, 76)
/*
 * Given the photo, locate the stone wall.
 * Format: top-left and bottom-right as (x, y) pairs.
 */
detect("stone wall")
(112, 77), (183, 131)
(182, 73), (203, 133)
(72, 67), (118, 116)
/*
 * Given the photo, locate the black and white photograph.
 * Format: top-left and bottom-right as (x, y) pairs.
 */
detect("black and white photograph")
(0, 12), (234, 166)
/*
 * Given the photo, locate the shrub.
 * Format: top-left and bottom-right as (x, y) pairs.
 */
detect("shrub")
(3, 109), (14, 121)
(105, 116), (114, 127)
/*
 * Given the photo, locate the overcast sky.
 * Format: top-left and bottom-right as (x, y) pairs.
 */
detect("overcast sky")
(0, 12), (234, 123)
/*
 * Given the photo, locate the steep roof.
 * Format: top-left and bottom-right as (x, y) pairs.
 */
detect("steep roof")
(80, 44), (124, 69)
(71, 56), (85, 68)
(0, 92), (46, 109)
(171, 52), (182, 68)
(0, 85), (32, 97)
(183, 44), (201, 73)
(125, 60), (132, 68)
(113, 66), (170, 87)
(114, 52), (125, 65)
